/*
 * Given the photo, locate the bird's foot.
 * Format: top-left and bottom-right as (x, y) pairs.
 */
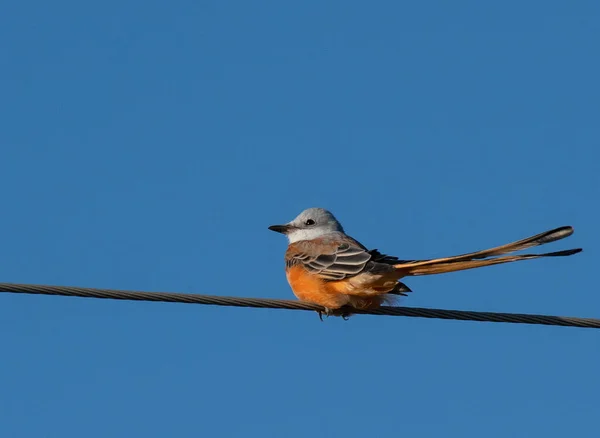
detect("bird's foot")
(340, 312), (352, 321)
(317, 307), (333, 321)
(317, 307), (353, 321)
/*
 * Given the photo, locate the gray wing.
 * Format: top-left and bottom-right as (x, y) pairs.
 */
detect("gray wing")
(287, 240), (373, 281)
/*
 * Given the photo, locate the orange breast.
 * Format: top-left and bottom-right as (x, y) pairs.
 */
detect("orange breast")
(285, 265), (350, 309)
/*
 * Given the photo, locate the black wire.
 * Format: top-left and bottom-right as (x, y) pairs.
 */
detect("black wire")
(0, 282), (597, 328)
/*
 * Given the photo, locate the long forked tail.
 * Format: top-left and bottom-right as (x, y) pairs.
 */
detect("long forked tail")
(394, 226), (582, 276)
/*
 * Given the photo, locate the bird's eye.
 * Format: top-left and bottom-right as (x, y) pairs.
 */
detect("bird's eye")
(305, 219), (315, 226)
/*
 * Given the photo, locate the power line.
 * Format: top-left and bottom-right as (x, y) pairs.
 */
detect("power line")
(0, 282), (597, 329)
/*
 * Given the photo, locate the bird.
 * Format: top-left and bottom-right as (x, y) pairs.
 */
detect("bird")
(268, 208), (582, 318)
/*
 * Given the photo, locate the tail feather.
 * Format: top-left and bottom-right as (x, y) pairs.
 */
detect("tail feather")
(394, 226), (581, 276)
(387, 281), (412, 295)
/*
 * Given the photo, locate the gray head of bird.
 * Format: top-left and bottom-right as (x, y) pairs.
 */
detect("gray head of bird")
(268, 207), (345, 243)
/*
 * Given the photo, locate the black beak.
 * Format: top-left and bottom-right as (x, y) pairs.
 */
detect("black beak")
(268, 224), (291, 234)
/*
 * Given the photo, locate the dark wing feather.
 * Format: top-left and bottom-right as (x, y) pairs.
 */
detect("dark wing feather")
(286, 239), (373, 281)
(368, 249), (412, 265)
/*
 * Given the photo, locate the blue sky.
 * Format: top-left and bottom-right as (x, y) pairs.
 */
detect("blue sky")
(1, 1), (599, 437)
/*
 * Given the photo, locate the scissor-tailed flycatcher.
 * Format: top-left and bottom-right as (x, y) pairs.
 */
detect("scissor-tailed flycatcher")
(269, 208), (582, 316)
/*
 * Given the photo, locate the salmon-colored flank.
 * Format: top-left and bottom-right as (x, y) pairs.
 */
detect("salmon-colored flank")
(286, 265), (350, 309)
(286, 264), (398, 310)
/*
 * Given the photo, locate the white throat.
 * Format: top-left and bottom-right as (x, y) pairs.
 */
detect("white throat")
(287, 227), (334, 243)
